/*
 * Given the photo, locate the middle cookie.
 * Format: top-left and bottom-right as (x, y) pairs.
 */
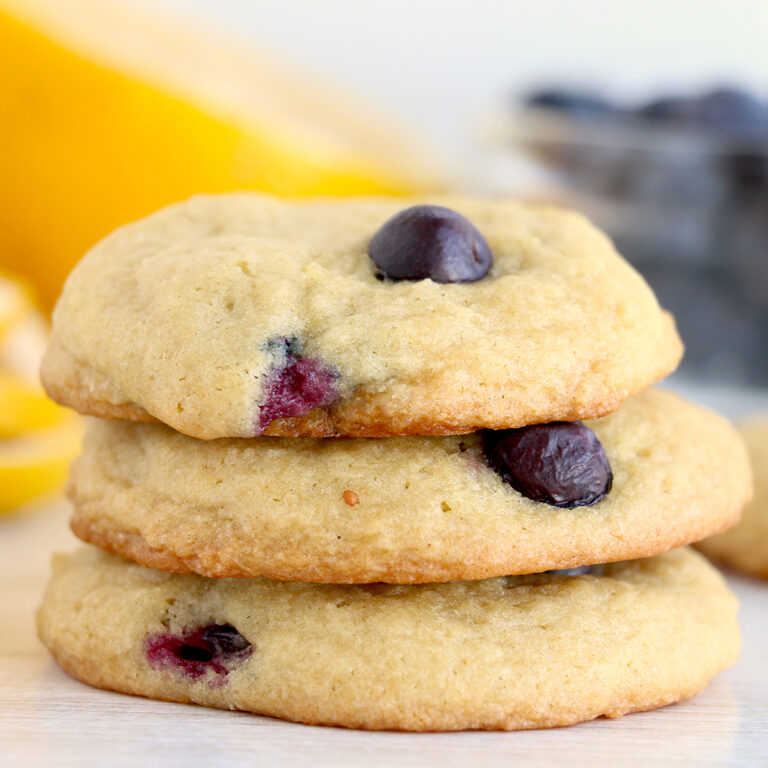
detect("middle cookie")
(69, 389), (751, 583)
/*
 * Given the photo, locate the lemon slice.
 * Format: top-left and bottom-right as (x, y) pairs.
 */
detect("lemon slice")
(0, 272), (33, 338)
(0, 415), (81, 513)
(0, 305), (48, 380)
(0, 372), (68, 437)
(0, 0), (440, 310)
(0, 271), (80, 512)
(0, 282), (61, 437)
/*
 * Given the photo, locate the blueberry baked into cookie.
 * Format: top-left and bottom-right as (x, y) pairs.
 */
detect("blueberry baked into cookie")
(38, 194), (748, 731)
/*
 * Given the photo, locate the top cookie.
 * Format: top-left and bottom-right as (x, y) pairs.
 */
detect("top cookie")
(41, 194), (682, 438)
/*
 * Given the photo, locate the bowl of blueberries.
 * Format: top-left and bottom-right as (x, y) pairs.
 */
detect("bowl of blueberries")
(511, 85), (768, 386)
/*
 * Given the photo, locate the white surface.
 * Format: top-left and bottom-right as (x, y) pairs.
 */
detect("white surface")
(155, 0), (768, 158)
(2, 490), (766, 768)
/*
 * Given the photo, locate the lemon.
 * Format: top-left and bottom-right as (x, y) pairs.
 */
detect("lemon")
(0, 306), (49, 382)
(0, 415), (82, 513)
(0, 271), (33, 338)
(0, 373), (68, 438)
(0, 0), (440, 310)
(0, 273), (82, 512)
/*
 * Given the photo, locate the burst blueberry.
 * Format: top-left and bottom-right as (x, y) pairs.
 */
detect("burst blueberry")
(257, 338), (338, 432)
(145, 623), (252, 679)
(369, 205), (493, 283)
(483, 421), (612, 508)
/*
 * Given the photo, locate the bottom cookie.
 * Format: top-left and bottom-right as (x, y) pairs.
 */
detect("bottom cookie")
(37, 547), (738, 731)
(698, 418), (768, 579)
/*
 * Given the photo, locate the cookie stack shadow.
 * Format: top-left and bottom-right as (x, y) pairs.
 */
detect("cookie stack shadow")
(37, 195), (753, 731)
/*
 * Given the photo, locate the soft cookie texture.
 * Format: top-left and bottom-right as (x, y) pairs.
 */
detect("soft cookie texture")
(41, 194), (682, 438)
(37, 547), (739, 732)
(68, 389), (751, 582)
(698, 417), (768, 578)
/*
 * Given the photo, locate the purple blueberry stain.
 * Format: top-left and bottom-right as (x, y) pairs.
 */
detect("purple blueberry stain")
(256, 337), (339, 432)
(483, 421), (612, 508)
(145, 623), (252, 680)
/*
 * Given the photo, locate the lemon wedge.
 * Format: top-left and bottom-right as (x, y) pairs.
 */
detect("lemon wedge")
(0, 271), (33, 338)
(0, 306), (49, 382)
(0, 415), (81, 513)
(0, 272), (82, 512)
(0, 373), (68, 438)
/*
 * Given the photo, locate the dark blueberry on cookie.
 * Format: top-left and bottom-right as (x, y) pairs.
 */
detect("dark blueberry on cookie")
(200, 624), (251, 656)
(146, 623), (252, 679)
(483, 422), (612, 508)
(258, 338), (338, 432)
(369, 205), (493, 283)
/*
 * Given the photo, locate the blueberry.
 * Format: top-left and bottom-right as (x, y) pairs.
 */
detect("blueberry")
(257, 338), (338, 432)
(146, 623), (252, 679)
(525, 88), (613, 117)
(728, 151), (768, 188)
(693, 87), (768, 129)
(637, 95), (696, 122)
(545, 565), (593, 576)
(200, 624), (251, 656)
(369, 205), (493, 283)
(483, 422), (612, 508)
(638, 87), (768, 136)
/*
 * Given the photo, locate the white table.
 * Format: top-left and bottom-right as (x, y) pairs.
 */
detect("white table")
(1, 494), (766, 768)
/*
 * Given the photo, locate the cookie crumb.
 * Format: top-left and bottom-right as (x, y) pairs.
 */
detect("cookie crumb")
(342, 490), (359, 507)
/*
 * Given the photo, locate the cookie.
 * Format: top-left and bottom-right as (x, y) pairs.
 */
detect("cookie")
(41, 194), (682, 438)
(68, 389), (751, 582)
(37, 546), (739, 732)
(698, 417), (768, 578)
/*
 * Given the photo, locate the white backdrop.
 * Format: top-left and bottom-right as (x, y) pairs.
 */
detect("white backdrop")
(156, 0), (768, 155)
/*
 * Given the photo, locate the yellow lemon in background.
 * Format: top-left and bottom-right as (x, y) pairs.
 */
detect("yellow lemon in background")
(0, 373), (68, 438)
(0, 296), (49, 382)
(0, 0), (441, 311)
(0, 274), (81, 513)
(0, 272), (34, 339)
(0, 415), (81, 513)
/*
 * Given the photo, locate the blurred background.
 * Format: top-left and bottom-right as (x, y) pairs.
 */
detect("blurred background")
(2, 0), (768, 511)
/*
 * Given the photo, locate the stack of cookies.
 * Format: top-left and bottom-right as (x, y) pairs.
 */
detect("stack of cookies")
(37, 195), (752, 731)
